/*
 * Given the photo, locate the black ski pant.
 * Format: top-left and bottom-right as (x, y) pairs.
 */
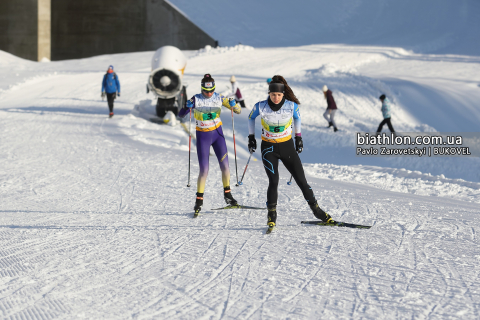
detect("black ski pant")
(106, 93), (116, 113)
(261, 139), (316, 207)
(377, 117), (395, 133)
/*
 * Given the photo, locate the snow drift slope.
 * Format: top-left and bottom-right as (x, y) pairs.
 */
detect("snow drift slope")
(170, 0), (480, 56)
(1, 46), (480, 319)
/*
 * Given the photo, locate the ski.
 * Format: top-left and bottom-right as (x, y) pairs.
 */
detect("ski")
(301, 221), (371, 229)
(211, 205), (266, 210)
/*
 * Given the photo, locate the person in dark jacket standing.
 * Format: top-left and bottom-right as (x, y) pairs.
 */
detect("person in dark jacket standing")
(376, 94), (395, 133)
(101, 65), (121, 118)
(322, 85), (338, 132)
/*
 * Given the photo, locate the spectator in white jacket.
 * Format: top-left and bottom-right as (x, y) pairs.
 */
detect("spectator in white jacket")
(228, 75), (246, 108)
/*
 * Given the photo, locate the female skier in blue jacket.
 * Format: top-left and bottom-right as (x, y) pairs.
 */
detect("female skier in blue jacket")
(248, 75), (335, 232)
(101, 65), (121, 117)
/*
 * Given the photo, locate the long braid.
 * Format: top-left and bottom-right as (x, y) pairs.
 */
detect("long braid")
(271, 75), (300, 105)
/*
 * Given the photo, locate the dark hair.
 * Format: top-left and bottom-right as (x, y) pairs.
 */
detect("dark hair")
(202, 73), (214, 83)
(271, 75), (300, 105)
(379, 94), (386, 100)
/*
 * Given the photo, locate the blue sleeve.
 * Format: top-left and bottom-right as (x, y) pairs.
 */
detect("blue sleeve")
(248, 103), (260, 135)
(248, 103), (260, 120)
(293, 103), (301, 135)
(115, 76), (120, 93)
(293, 103), (300, 119)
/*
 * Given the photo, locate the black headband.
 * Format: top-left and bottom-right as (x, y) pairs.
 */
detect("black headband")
(268, 83), (285, 93)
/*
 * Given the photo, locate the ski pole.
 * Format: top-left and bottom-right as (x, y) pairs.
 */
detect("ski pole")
(237, 152), (252, 186)
(231, 107), (239, 186)
(187, 110), (192, 187)
(287, 175), (293, 185)
(287, 150), (300, 185)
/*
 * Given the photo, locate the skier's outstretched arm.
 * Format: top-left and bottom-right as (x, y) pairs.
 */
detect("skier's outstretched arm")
(179, 96), (195, 118)
(221, 96), (241, 114)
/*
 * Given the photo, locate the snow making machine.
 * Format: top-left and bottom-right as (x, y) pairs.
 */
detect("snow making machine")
(147, 46), (187, 118)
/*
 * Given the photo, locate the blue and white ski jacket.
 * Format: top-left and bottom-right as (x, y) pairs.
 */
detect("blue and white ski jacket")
(248, 99), (301, 143)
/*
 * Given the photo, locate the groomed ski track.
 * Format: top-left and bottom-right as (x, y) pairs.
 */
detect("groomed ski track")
(1, 47), (480, 319)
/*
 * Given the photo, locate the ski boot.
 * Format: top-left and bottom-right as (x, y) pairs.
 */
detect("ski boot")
(109, 112), (114, 118)
(334, 127), (338, 132)
(309, 201), (334, 223)
(328, 121), (333, 128)
(224, 187), (239, 207)
(193, 192), (203, 218)
(266, 203), (277, 234)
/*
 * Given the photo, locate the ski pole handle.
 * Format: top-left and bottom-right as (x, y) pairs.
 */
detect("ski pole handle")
(237, 152), (253, 186)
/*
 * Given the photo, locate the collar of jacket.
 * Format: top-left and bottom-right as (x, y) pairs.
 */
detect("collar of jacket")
(267, 97), (285, 111)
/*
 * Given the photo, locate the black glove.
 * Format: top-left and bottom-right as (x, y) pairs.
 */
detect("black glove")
(248, 135), (257, 153)
(295, 136), (303, 153)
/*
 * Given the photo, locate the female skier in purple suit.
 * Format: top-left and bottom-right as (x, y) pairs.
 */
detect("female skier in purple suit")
(179, 74), (242, 215)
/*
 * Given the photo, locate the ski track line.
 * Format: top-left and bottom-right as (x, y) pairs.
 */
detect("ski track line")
(281, 265), (323, 303)
(173, 239), (253, 319)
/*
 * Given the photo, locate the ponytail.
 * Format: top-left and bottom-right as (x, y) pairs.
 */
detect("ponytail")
(271, 75), (300, 105)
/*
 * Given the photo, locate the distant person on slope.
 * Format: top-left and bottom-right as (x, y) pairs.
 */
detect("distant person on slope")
(101, 65), (121, 118)
(376, 94), (395, 133)
(228, 75), (246, 108)
(248, 75), (335, 233)
(322, 85), (338, 132)
(179, 74), (242, 215)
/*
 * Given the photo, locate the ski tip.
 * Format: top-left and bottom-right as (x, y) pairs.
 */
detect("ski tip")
(301, 220), (372, 229)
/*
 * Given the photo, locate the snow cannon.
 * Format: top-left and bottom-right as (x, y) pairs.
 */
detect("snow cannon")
(147, 46), (187, 118)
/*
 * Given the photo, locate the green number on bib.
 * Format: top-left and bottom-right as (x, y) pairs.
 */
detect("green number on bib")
(202, 112), (217, 120)
(270, 125), (285, 133)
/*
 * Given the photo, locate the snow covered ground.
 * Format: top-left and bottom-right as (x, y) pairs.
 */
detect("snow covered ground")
(1, 42), (480, 319)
